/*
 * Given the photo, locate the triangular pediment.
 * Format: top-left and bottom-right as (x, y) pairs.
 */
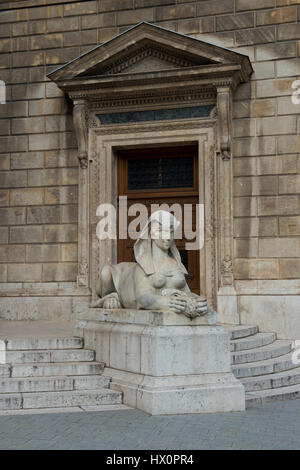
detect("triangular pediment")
(48, 22), (252, 83)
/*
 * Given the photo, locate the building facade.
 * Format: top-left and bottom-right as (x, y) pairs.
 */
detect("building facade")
(0, 0), (300, 339)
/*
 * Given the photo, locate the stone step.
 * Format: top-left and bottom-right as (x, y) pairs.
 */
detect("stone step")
(0, 388), (122, 410)
(232, 352), (298, 378)
(10, 361), (105, 378)
(246, 384), (300, 404)
(231, 340), (292, 364)
(230, 332), (276, 352)
(4, 348), (95, 364)
(222, 324), (258, 340)
(0, 375), (110, 393)
(2, 337), (83, 351)
(241, 367), (300, 392)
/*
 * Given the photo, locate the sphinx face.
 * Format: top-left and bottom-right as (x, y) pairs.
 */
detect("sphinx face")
(150, 221), (174, 252)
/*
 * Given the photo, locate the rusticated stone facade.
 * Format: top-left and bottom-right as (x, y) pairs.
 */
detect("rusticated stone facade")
(0, 0), (299, 338)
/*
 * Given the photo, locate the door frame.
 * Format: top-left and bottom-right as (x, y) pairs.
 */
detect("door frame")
(89, 119), (218, 309)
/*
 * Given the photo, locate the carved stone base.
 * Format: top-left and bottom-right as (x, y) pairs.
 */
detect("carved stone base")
(75, 311), (245, 415)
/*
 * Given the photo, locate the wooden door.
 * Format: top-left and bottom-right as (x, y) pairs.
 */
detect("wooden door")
(117, 145), (200, 294)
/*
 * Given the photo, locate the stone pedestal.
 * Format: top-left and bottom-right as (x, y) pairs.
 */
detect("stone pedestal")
(75, 309), (245, 415)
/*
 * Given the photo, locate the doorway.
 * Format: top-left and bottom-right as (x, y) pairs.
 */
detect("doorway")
(117, 145), (200, 294)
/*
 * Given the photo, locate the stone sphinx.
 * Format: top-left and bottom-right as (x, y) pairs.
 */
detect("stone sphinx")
(93, 210), (208, 319)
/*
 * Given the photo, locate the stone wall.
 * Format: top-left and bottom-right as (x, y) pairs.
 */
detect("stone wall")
(0, 0), (299, 334)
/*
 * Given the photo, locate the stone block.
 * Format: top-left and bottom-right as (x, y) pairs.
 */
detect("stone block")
(234, 259), (279, 279)
(0, 171), (27, 188)
(257, 6), (297, 25)
(44, 224), (77, 243)
(11, 152), (44, 170)
(236, 26), (276, 46)
(12, 51), (44, 68)
(0, 190), (9, 207)
(29, 67), (46, 83)
(276, 58), (300, 77)
(234, 176), (278, 196)
(236, 0), (275, 10)
(42, 263), (77, 281)
(29, 133), (73, 151)
(256, 156), (278, 175)
(7, 264), (42, 282)
(259, 217), (278, 236)
(279, 174), (300, 193)
(278, 97), (300, 115)
(28, 19), (46, 35)
(0, 227), (8, 243)
(0, 208), (26, 225)
(233, 119), (256, 137)
(0, 264), (7, 282)
(0, 23), (11, 38)
(257, 116), (297, 136)
(116, 8), (154, 25)
(0, 155), (9, 170)
(30, 34), (63, 50)
(29, 98), (67, 116)
(10, 189), (44, 206)
(135, 0), (171, 6)
(64, 1), (97, 16)
(156, 4), (195, 21)
(61, 243), (78, 262)
(99, 0), (133, 12)
(28, 169), (60, 187)
(44, 150), (78, 168)
(234, 217), (259, 237)
(256, 78), (295, 98)
(11, 117), (44, 135)
(0, 136), (27, 153)
(233, 157), (256, 176)
(278, 23), (300, 40)
(258, 195), (300, 216)
(0, 245), (25, 262)
(45, 82), (64, 98)
(26, 244), (60, 262)
(279, 216), (300, 235)
(252, 61), (275, 79)
(60, 205), (78, 223)
(238, 295), (300, 340)
(46, 17), (79, 33)
(44, 186), (78, 205)
(233, 197), (257, 217)
(177, 17), (215, 35)
(10, 226), (43, 243)
(234, 238), (258, 258)
(81, 12), (115, 29)
(26, 206), (60, 225)
(0, 120), (10, 137)
(195, 0), (234, 16)
(61, 168), (78, 185)
(98, 27), (120, 43)
(279, 259), (300, 278)
(260, 237), (300, 258)
(233, 137), (275, 156)
(279, 154), (299, 174)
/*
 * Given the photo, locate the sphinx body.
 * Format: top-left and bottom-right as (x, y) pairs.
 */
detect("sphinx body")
(93, 211), (208, 319)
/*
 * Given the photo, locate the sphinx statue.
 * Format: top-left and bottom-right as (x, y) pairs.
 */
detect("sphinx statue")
(93, 210), (208, 319)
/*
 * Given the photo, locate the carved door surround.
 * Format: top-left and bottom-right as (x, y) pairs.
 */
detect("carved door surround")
(48, 22), (253, 318)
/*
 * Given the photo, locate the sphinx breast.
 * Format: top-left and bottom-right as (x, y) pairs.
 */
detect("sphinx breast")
(170, 274), (186, 289)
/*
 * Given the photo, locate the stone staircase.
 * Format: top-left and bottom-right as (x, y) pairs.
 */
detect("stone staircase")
(0, 335), (122, 412)
(224, 324), (300, 404)
(0, 323), (299, 412)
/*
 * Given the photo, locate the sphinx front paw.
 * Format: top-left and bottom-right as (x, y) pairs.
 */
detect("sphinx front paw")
(103, 293), (121, 309)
